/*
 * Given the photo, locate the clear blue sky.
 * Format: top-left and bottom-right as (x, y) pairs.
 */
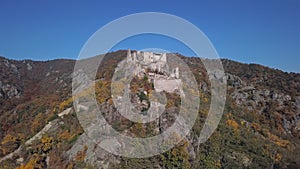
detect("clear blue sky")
(0, 0), (299, 72)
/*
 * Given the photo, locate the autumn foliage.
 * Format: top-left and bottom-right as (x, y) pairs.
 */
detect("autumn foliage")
(226, 119), (239, 131)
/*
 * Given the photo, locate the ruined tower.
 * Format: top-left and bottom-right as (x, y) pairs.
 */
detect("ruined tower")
(175, 67), (179, 79)
(127, 48), (132, 63)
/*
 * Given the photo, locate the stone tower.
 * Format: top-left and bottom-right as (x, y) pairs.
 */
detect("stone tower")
(175, 67), (179, 79)
(161, 53), (167, 62)
(127, 48), (132, 63)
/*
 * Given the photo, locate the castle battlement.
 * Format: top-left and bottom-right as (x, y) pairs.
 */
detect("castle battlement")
(127, 49), (167, 64)
(127, 49), (179, 79)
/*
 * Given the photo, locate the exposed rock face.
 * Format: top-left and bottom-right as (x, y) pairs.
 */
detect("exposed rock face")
(226, 73), (245, 87)
(0, 81), (21, 99)
(26, 63), (32, 71)
(67, 133), (120, 169)
(228, 73), (300, 136)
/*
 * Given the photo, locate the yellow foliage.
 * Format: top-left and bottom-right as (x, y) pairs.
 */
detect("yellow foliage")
(1, 134), (17, 145)
(41, 136), (53, 144)
(161, 138), (191, 169)
(1, 134), (19, 155)
(59, 97), (73, 111)
(216, 159), (222, 168)
(31, 113), (44, 133)
(59, 81), (107, 111)
(59, 130), (72, 140)
(266, 132), (293, 150)
(200, 109), (209, 115)
(274, 153), (282, 162)
(95, 81), (110, 103)
(41, 136), (54, 153)
(275, 140), (290, 148)
(225, 113), (233, 119)
(17, 155), (44, 169)
(226, 119), (239, 131)
(241, 121), (245, 125)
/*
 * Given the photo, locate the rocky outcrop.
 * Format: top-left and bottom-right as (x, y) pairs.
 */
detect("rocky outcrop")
(66, 133), (120, 169)
(228, 73), (299, 136)
(0, 81), (21, 99)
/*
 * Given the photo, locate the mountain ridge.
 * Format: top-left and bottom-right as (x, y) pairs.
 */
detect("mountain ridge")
(1, 52), (299, 74)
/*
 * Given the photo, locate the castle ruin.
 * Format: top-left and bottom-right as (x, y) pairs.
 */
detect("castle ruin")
(126, 49), (179, 79)
(124, 49), (183, 96)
